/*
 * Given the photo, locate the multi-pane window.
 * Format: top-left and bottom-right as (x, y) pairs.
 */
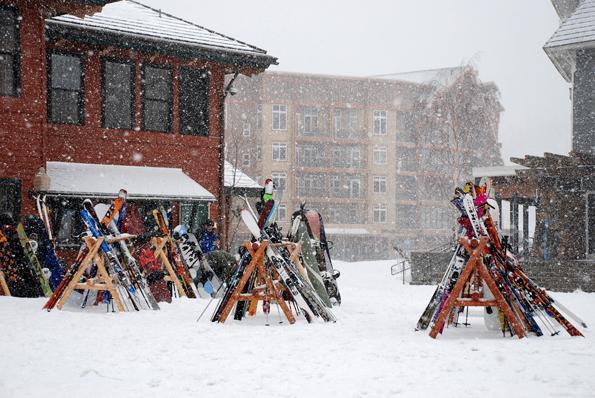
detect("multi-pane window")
(242, 153), (250, 167)
(272, 104), (287, 130)
(278, 204), (287, 222)
(330, 176), (341, 195)
(397, 148), (417, 172)
(373, 110), (387, 135)
(351, 148), (361, 168)
(350, 178), (361, 198)
(102, 60), (134, 129)
(396, 205), (417, 228)
(333, 110), (341, 133)
(373, 145), (387, 165)
(272, 172), (287, 191)
(142, 64), (172, 132)
(303, 107), (319, 134)
(49, 53), (84, 124)
(396, 175), (417, 200)
(373, 176), (387, 193)
(272, 143), (287, 161)
(180, 67), (209, 135)
(0, 6), (19, 96)
(242, 122), (251, 137)
(373, 204), (387, 223)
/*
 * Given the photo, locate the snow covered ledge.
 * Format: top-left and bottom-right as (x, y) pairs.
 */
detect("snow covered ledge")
(42, 161), (215, 201)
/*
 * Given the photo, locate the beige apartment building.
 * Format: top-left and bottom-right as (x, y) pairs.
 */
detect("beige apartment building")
(225, 67), (502, 260)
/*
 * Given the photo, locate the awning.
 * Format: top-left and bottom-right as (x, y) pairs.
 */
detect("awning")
(44, 161), (215, 201)
(224, 161), (261, 196)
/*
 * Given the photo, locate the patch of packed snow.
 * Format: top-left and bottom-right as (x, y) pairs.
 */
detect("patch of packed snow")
(1, 259), (594, 397)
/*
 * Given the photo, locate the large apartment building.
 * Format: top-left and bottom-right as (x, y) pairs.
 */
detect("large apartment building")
(225, 67), (503, 260)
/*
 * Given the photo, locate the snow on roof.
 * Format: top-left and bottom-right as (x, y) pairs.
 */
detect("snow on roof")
(325, 227), (369, 235)
(45, 161), (215, 201)
(370, 67), (464, 86)
(472, 165), (529, 178)
(49, 0), (269, 57)
(224, 161), (261, 189)
(544, 0), (595, 50)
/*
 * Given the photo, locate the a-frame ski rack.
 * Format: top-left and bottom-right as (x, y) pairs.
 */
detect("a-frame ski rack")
(429, 237), (525, 339)
(53, 236), (126, 312)
(218, 240), (295, 324)
(0, 270), (10, 296)
(150, 236), (187, 298)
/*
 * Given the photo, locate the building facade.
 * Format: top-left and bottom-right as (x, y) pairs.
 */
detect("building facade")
(226, 68), (503, 260)
(0, 0), (275, 248)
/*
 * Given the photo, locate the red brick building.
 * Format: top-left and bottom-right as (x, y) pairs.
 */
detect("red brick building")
(0, 0), (276, 244)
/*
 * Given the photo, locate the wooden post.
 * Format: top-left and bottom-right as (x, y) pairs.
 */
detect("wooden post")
(151, 237), (187, 298)
(429, 237), (525, 339)
(0, 270), (10, 296)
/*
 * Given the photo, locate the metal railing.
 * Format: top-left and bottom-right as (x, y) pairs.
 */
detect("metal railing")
(391, 260), (411, 284)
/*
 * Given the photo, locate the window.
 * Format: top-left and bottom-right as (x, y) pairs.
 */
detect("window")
(397, 148), (417, 172)
(278, 204), (287, 222)
(49, 53), (84, 125)
(180, 202), (209, 232)
(272, 104), (287, 130)
(272, 172), (287, 191)
(0, 6), (19, 96)
(179, 67), (208, 135)
(333, 110), (341, 133)
(351, 148), (361, 168)
(242, 153), (250, 167)
(373, 204), (387, 223)
(396, 205), (417, 228)
(303, 107), (319, 134)
(0, 178), (20, 219)
(102, 60), (134, 129)
(242, 122), (251, 137)
(373, 110), (387, 135)
(330, 176), (341, 195)
(373, 145), (387, 165)
(350, 178), (360, 198)
(373, 176), (387, 193)
(142, 64), (172, 132)
(272, 143), (288, 161)
(255, 104), (262, 129)
(396, 175), (417, 200)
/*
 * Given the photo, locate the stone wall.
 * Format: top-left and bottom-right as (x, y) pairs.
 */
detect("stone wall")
(410, 251), (595, 292)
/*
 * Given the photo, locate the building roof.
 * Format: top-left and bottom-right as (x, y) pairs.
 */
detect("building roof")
(224, 161), (261, 190)
(47, 0), (277, 72)
(44, 161), (215, 201)
(370, 67), (465, 86)
(472, 165), (529, 178)
(544, 0), (595, 80)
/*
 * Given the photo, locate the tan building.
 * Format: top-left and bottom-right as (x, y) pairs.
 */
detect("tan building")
(225, 67), (503, 260)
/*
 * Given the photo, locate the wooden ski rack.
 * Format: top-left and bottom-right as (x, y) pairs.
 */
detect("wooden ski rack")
(429, 237), (525, 339)
(0, 270), (10, 296)
(150, 237), (187, 298)
(54, 236), (126, 312)
(217, 240), (295, 324)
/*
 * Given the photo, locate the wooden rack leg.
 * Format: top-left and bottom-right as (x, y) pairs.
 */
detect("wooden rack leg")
(152, 237), (187, 298)
(259, 261), (295, 324)
(0, 270), (10, 296)
(94, 253), (126, 312)
(55, 237), (104, 309)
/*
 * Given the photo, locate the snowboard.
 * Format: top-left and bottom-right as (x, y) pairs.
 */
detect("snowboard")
(16, 223), (52, 296)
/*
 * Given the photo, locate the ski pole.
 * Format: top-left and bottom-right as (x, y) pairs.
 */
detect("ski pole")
(196, 282), (227, 323)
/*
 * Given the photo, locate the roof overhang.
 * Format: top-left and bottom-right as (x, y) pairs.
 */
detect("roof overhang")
(45, 21), (278, 75)
(43, 161), (216, 202)
(472, 165), (529, 178)
(224, 161), (261, 197)
(41, 0), (118, 18)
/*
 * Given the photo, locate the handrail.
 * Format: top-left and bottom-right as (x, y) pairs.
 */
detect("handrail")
(391, 260), (411, 284)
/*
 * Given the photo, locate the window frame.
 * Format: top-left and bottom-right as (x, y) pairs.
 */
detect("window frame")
(373, 145), (388, 165)
(272, 172), (287, 191)
(373, 110), (387, 135)
(272, 142), (288, 161)
(141, 63), (173, 133)
(373, 176), (387, 194)
(242, 153), (251, 167)
(272, 104), (287, 130)
(373, 204), (387, 224)
(0, 5), (20, 97)
(47, 51), (85, 125)
(100, 57), (136, 130)
(179, 66), (209, 136)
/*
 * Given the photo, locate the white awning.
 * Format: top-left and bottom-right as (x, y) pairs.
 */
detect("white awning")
(224, 161), (261, 189)
(44, 161), (215, 201)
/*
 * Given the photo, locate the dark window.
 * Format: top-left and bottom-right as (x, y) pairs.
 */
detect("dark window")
(0, 178), (20, 219)
(396, 205), (417, 228)
(180, 67), (209, 135)
(48, 53), (84, 124)
(0, 6), (19, 96)
(102, 60), (135, 129)
(142, 64), (172, 132)
(396, 175), (417, 200)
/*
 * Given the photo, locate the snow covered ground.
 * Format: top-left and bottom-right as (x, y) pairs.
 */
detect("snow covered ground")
(2, 259), (594, 398)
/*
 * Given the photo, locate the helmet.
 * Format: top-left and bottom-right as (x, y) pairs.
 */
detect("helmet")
(173, 224), (188, 240)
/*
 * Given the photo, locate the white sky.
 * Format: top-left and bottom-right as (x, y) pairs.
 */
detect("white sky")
(142, 0), (571, 163)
